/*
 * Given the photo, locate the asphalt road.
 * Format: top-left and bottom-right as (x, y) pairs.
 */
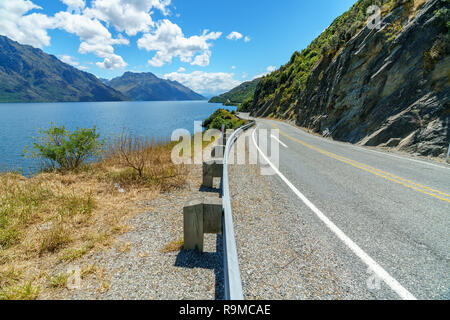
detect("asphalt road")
(246, 116), (449, 300)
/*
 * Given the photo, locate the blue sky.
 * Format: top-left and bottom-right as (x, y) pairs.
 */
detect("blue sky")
(0, 0), (356, 96)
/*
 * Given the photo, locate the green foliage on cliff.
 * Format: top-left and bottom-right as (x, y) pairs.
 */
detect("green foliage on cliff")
(202, 109), (246, 130)
(253, 0), (421, 113)
(209, 78), (261, 106)
(238, 97), (254, 112)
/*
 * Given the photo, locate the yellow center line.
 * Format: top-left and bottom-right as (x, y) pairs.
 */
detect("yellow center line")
(270, 123), (450, 204)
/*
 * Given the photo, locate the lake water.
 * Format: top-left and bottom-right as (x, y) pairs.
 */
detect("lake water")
(0, 100), (231, 172)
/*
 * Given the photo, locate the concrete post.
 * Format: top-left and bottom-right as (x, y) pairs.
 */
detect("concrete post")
(202, 160), (223, 188)
(183, 199), (204, 252)
(203, 197), (223, 234)
(183, 197), (223, 252)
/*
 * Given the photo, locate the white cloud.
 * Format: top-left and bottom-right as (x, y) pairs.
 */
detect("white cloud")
(59, 54), (90, 70)
(163, 71), (241, 95)
(0, 1), (129, 69)
(226, 31), (243, 40)
(191, 50), (211, 67)
(231, 66), (236, 69)
(253, 66), (277, 79)
(137, 19), (221, 67)
(0, 0), (54, 48)
(227, 32), (251, 43)
(84, 0), (171, 36)
(177, 67), (186, 72)
(59, 55), (79, 66)
(53, 11), (129, 69)
(61, 0), (85, 13)
(150, 0), (171, 15)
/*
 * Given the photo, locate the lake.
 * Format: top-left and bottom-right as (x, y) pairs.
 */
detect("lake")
(0, 100), (231, 172)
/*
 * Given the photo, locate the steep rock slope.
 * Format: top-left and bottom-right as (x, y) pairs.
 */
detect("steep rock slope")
(106, 72), (205, 101)
(248, 0), (449, 157)
(0, 36), (127, 103)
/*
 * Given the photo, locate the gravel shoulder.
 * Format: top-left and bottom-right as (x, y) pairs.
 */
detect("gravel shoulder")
(42, 165), (223, 300)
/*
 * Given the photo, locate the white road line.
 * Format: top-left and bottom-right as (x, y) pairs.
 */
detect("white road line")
(271, 120), (449, 170)
(251, 128), (417, 300)
(271, 134), (288, 148)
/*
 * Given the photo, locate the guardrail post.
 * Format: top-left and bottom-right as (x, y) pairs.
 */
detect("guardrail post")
(183, 197), (223, 252)
(203, 197), (223, 234)
(183, 199), (204, 252)
(202, 160), (223, 188)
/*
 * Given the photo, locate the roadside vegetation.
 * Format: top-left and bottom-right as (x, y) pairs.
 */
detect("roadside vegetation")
(202, 108), (247, 130)
(0, 125), (187, 299)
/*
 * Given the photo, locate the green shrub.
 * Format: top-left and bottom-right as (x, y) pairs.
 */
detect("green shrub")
(238, 97), (254, 112)
(24, 125), (103, 171)
(202, 109), (246, 130)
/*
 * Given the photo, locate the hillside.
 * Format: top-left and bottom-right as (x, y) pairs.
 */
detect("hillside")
(106, 72), (205, 101)
(0, 36), (127, 103)
(202, 108), (246, 130)
(245, 0), (449, 158)
(209, 77), (261, 106)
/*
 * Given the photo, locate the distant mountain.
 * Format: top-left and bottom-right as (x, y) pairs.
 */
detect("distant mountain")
(209, 77), (261, 106)
(106, 72), (205, 101)
(0, 36), (127, 103)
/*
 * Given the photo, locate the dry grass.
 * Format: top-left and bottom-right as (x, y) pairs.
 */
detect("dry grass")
(161, 239), (184, 253)
(0, 138), (188, 299)
(103, 134), (187, 192)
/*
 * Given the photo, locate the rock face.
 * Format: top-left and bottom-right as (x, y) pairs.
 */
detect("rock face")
(250, 0), (449, 158)
(0, 36), (127, 103)
(106, 72), (205, 101)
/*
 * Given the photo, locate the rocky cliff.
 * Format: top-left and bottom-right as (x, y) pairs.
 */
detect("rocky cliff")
(248, 0), (449, 158)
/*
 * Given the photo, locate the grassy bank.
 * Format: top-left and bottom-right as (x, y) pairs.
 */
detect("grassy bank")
(0, 136), (187, 299)
(202, 108), (247, 130)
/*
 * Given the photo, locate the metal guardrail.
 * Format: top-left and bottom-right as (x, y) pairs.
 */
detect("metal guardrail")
(222, 121), (255, 300)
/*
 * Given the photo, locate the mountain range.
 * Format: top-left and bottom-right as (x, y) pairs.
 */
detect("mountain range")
(209, 77), (261, 105)
(0, 36), (204, 103)
(0, 35), (126, 103)
(105, 72), (205, 101)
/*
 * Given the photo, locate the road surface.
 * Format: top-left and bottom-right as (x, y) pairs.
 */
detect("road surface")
(244, 116), (449, 300)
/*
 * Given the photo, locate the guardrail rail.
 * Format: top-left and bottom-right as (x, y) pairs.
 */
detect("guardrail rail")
(221, 121), (255, 300)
